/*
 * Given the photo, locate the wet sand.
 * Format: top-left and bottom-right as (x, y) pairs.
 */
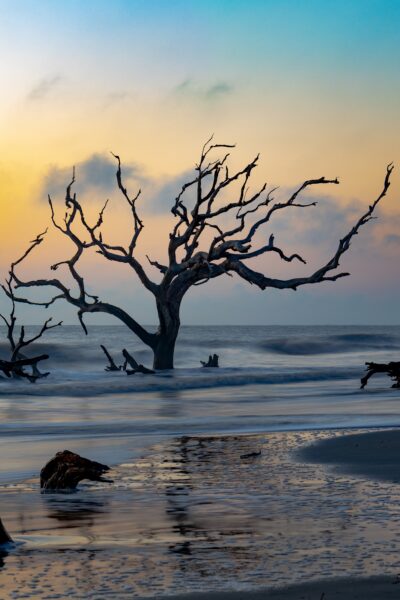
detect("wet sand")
(2, 428), (400, 598)
(299, 427), (400, 483)
(152, 576), (400, 599)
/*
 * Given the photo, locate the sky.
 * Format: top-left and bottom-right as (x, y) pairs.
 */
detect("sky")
(0, 0), (399, 325)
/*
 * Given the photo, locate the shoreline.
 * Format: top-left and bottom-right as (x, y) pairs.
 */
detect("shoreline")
(298, 427), (400, 483)
(2, 421), (400, 485)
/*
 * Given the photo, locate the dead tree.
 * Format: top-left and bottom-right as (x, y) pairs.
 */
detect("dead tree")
(0, 274), (61, 381)
(0, 519), (12, 544)
(361, 361), (400, 389)
(40, 450), (112, 490)
(201, 354), (219, 367)
(8, 139), (393, 370)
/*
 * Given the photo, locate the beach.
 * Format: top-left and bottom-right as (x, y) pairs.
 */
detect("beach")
(1, 325), (400, 598)
(2, 427), (400, 598)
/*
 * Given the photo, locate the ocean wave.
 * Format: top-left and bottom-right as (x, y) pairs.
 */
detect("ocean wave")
(259, 333), (400, 356)
(0, 365), (360, 398)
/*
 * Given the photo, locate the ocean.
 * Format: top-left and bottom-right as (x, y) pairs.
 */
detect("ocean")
(0, 324), (399, 483)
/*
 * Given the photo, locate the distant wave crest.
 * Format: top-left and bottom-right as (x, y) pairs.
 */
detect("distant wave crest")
(260, 333), (399, 356)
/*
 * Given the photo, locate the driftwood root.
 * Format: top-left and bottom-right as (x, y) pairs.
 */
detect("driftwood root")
(0, 354), (49, 382)
(100, 346), (154, 374)
(40, 450), (112, 491)
(201, 354), (219, 368)
(361, 361), (400, 389)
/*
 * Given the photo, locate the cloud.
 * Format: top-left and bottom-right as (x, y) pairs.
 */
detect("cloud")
(145, 170), (196, 215)
(173, 78), (234, 101)
(39, 153), (145, 201)
(205, 82), (233, 99)
(384, 233), (400, 245)
(27, 75), (62, 101)
(269, 194), (363, 247)
(103, 91), (130, 108)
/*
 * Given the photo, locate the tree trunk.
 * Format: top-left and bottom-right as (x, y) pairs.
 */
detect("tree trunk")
(153, 299), (180, 370)
(153, 331), (178, 369)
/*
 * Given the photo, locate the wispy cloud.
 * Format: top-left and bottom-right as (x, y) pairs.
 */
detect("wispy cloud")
(27, 75), (63, 101)
(173, 78), (234, 102)
(103, 91), (130, 109)
(39, 153), (146, 201)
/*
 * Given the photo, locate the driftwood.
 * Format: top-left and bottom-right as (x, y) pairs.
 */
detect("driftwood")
(361, 361), (400, 389)
(0, 354), (49, 382)
(240, 450), (261, 459)
(100, 345), (122, 371)
(201, 354), (219, 368)
(0, 519), (12, 544)
(122, 349), (155, 375)
(40, 450), (112, 491)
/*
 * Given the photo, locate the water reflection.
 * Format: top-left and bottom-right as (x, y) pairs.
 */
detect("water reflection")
(43, 495), (108, 542)
(0, 546), (9, 569)
(161, 435), (261, 576)
(157, 389), (185, 419)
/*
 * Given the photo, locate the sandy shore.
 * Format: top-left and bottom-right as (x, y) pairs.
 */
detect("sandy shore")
(151, 575), (400, 599)
(299, 427), (400, 483)
(2, 428), (400, 598)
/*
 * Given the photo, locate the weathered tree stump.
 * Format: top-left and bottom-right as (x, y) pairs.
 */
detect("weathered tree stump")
(122, 349), (155, 375)
(201, 354), (219, 368)
(0, 519), (12, 544)
(40, 450), (112, 491)
(361, 361), (400, 389)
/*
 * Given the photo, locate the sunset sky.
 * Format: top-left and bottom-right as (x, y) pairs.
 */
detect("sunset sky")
(0, 0), (399, 325)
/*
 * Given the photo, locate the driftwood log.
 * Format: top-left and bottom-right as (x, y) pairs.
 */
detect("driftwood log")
(201, 354), (219, 368)
(0, 519), (12, 544)
(122, 349), (155, 375)
(361, 362), (400, 389)
(0, 354), (49, 382)
(40, 450), (112, 491)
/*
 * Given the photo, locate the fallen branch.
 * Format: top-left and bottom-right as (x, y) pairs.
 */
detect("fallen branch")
(100, 345), (122, 371)
(201, 354), (219, 368)
(122, 349), (155, 374)
(361, 361), (400, 389)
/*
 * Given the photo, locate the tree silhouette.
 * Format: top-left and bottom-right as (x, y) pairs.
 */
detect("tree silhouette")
(0, 274), (61, 381)
(9, 139), (393, 369)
